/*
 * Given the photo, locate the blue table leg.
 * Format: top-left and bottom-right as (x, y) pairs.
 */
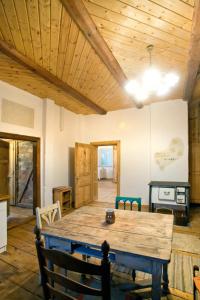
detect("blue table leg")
(152, 261), (162, 300)
(162, 263), (169, 295)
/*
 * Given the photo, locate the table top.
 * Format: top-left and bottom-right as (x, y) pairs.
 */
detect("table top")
(42, 206), (174, 262)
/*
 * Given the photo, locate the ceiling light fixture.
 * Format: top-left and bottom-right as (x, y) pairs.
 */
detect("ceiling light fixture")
(125, 45), (179, 103)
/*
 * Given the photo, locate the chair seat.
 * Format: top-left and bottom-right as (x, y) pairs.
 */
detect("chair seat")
(194, 276), (200, 292)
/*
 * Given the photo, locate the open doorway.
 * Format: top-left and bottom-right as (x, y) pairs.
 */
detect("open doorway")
(91, 141), (120, 205)
(0, 132), (40, 228)
(98, 146), (117, 203)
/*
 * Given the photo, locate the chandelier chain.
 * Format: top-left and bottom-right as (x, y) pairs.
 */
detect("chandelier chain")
(147, 44), (153, 67)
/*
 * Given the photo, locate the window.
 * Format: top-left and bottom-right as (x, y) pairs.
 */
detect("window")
(98, 147), (113, 167)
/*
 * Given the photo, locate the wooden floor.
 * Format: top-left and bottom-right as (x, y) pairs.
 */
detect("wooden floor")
(0, 219), (42, 300)
(7, 206), (34, 230)
(98, 179), (117, 203)
(174, 206), (200, 235)
(1, 203), (200, 300)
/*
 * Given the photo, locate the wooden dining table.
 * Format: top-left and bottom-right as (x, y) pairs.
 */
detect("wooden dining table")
(42, 206), (174, 300)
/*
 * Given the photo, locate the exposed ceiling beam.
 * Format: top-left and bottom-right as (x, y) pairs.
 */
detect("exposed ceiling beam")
(60, 0), (140, 108)
(183, 0), (200, 101)
(0, 40), (106, 115)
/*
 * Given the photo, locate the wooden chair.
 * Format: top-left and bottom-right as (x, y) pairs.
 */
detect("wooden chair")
(115, 196), (142, 211)
(194, 265), (200, 300)
(115, 196), (142, 281)
(35, 227), (111, 300)
(36, 201), (62, 229)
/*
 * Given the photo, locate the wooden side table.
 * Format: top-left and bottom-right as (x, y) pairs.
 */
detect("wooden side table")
(53, 186), (72, 210)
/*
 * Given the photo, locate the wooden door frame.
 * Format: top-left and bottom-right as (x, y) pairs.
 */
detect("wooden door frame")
(91, 140), (120, 195)
(0, 132), (41, 213)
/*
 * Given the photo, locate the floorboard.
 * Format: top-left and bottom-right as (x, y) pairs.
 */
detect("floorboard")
(98, 179), (117, 203)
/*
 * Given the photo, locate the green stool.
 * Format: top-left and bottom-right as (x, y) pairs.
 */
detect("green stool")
(115, 196), (142, 211)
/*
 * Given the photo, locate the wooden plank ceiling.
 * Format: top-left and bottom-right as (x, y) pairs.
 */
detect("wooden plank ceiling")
(0, 0), (197, 114)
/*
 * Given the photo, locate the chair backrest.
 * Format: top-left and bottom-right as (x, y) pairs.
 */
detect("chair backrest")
(115, 196), (142, 211)
(35, 227), (111, 300)
(36, 201), (62, 229)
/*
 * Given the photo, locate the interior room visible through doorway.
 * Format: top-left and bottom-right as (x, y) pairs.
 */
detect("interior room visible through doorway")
(0, 132), (40, 228)
(97, 145), (117, 203)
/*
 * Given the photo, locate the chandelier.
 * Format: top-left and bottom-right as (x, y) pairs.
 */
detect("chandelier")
(125, 45), (179, 102)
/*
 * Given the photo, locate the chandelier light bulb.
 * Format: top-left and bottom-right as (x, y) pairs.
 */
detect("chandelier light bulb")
(135, 87), (149, 101)
(124, 80), (138, 94)
(124, 80), (148, 101)
(142, 67), (161, 92)
(164, 73), (179, 88)
(157, 84), (170, 96)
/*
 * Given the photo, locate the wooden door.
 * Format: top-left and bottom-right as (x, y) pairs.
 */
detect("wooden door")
(0, 139), (9, 195)
(75, 143), (93, 208)
(92, 145), (98, 201)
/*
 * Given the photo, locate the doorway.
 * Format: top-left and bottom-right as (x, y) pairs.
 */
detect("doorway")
(97, 146), (117, 203)
(91, 141), (120, 204)
(0, 132), (40, 227)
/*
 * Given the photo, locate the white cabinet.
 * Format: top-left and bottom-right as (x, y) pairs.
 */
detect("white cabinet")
(0, 200), (7, 253)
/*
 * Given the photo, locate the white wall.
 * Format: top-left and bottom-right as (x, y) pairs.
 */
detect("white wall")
(150, 101), (188, 182)
(0, 81), (80, 206)
(0, 80), (188, 206)
(0, 81), (43, 137)
(43, 99), (80, 205)
(80, 100), (188, 204)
